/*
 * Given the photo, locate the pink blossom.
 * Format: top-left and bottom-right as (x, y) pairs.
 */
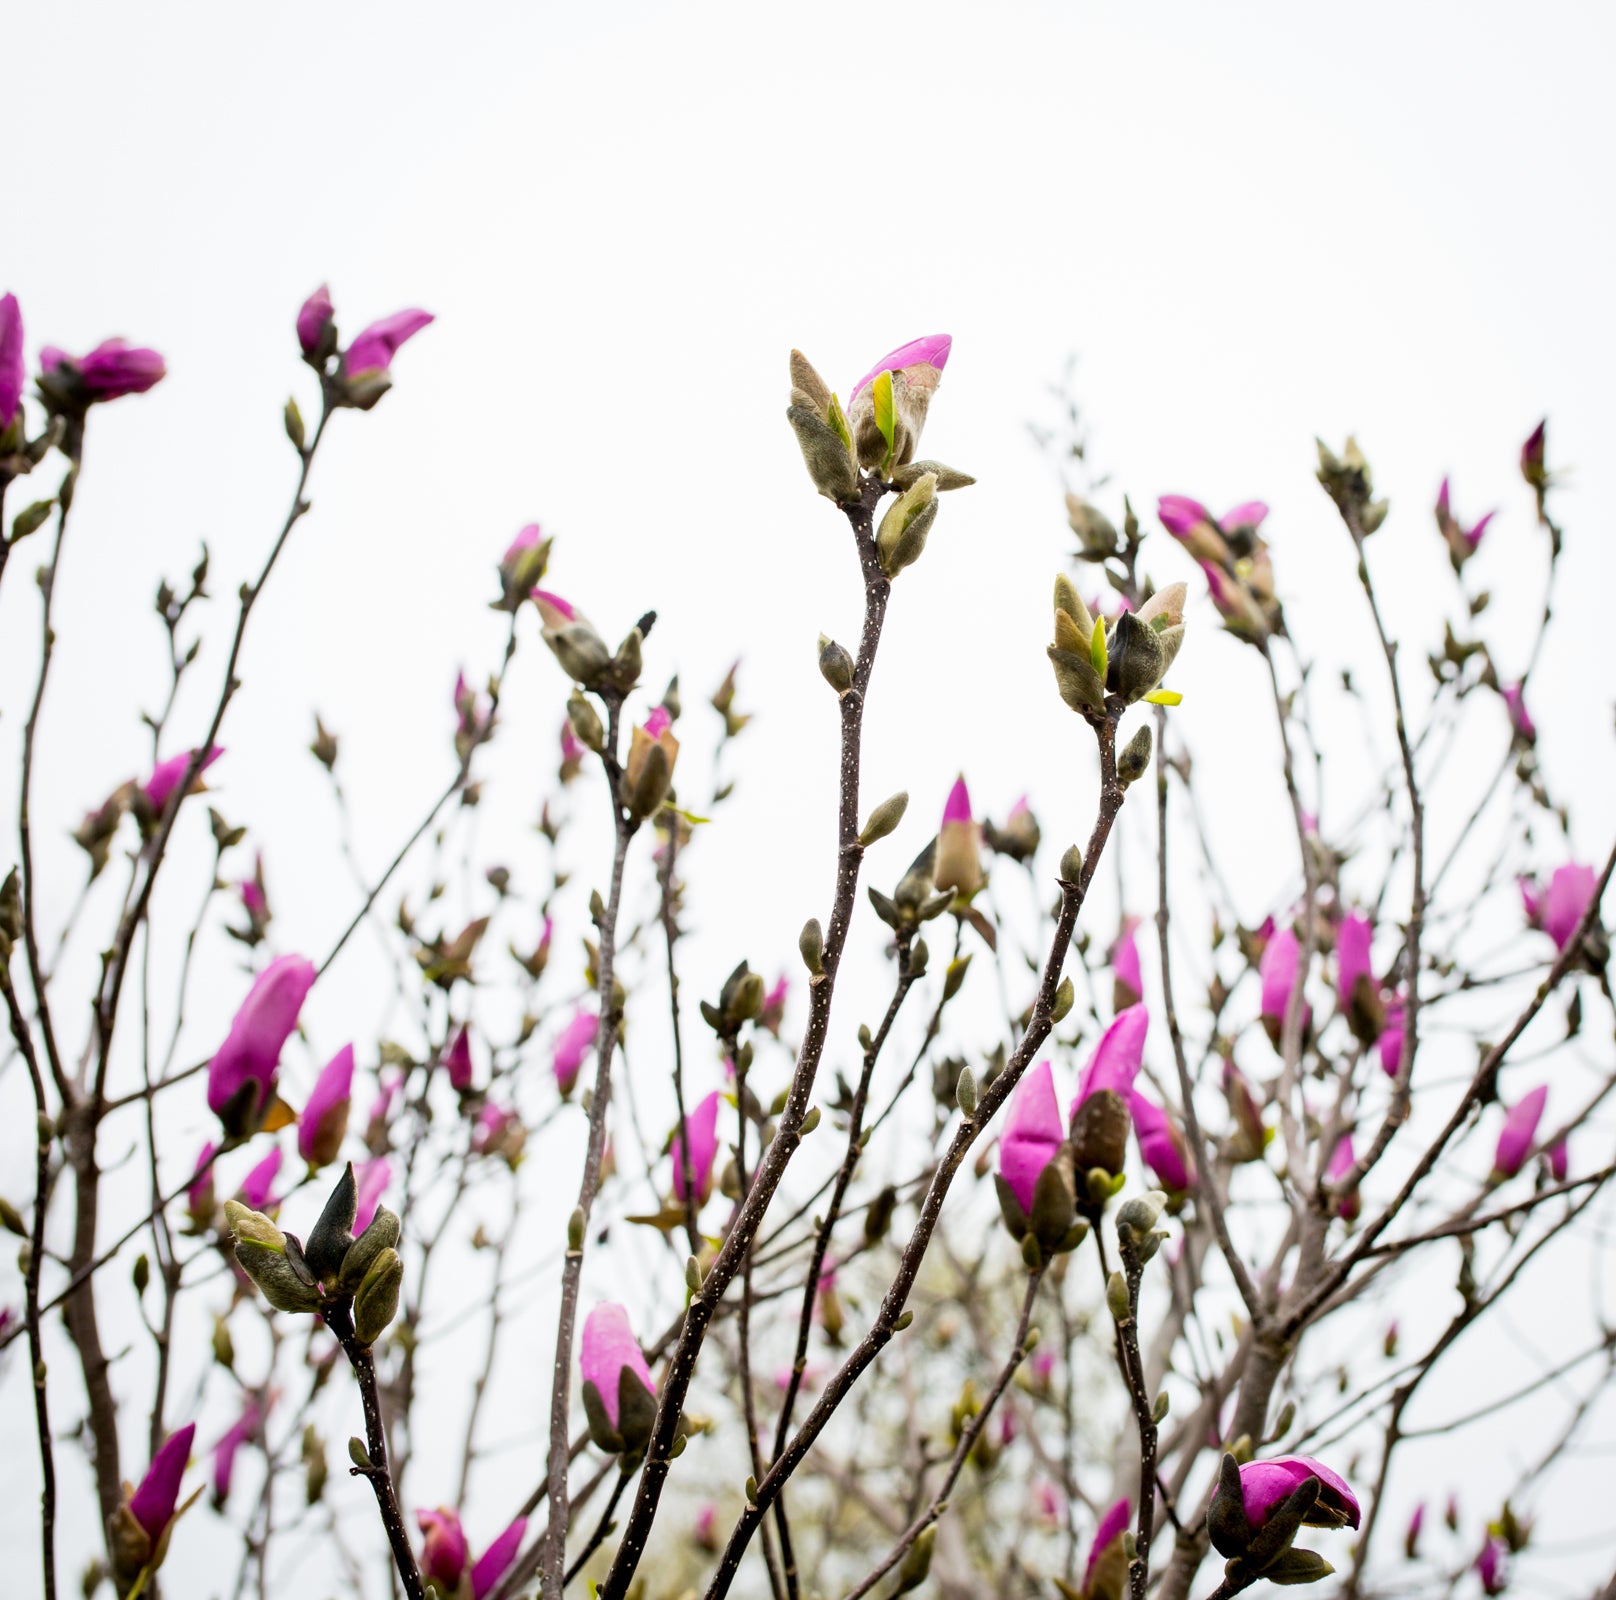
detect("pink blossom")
(1548, 1136), (1569, 1182)
(1326, 1133), (1360, 1221)
(1501, 683), (1536, 744)
(344, 308), (433, 377)
(472, 1518), (528, 1599)
(187, 1141), (217, 1217)
(644, 705), (672, 740)
(472, 1100), (524, 1162)
(1072, 1003), (1149, 1109)
(532, 589), (578, 628)
(1336, 912), (1373, 1014)
(129, 1422), (196, 1546)
(41, 337), (166, 400)
(1377, 999), (1406, 1078)
(671, 1090), (722, 1204)
(298, 1044), (354, 1168)
(296, 284), (333, 356)
(1260, 927), (1300, 1022)
(444, 1024), (475, 1092)
(206, 954), (316, 1125)
(353, 1156), (393, 1236)
(1158, 495), (1216, 541)
(212, 1396), (263, 1503)
(366, 1072), (401, 1139)
(417, 1507), (469, 1589)
(1521, 862), (1599, 952)
(998, 1060), (1064, 1213)
(1220, 501), (1270, 533)
(1405, 1500), (1425, 1558)
(942, 774), (972, 824)
(553, 1007), (599, 1096)
(560, 717), (585, 769)
(142, 745), (223, 813)
(580, 1303), (654, 1428)
(759, 974), (789, 1036)
(1130, 1092), (1194, 1192)
(1239, 1456), (1360, 1530)
(935, 774), (983, 895)
(0, 293), (23, 428)
(850, 333), (952, 402)
(236, 1146), (283, 1211)
(693, 1502), (720, 1551)
(1084, 1498), (1131, 1594)
(1110, 917), (1143, 1009)
(1520, 420), (1547, 488)
(1493, 1085), (1547, 1180)
(1033, 1478), (1064, 1527)
(1477, 1535), (1507, 1595)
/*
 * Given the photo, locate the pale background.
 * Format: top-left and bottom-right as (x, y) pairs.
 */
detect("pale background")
(2, 1), (1614, 1595)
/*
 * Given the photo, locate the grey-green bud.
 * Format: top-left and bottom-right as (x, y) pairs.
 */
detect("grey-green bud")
(1118, 724), (1153, 786)
(817, 635), (854, 694)
(353, 1247), (403, 1345)
(858, 791), (909, 847)
(955, 1066), (979, 1119)
(567, 693), (605, 752)
(798, 918), (824, 975)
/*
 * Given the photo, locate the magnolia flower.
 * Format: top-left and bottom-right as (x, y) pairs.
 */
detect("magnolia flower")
(1434, 477), (1495, 571)
(1110, 917), (1143, 1011)
(553, 1007), (599, 1097)
(115, 1422), (196, 1582)
(846, 333), (952, 469)
(1336, 912), (1372, 1013)
(236, 852), (271, 943)
(1520, 419), (1548, 491)
(212, 1396), (264, 1504)
(623, 705), (679, 819)
(1158, 495), (1267, 560)
(0, 292), (23, 429)
(1082, 1498), (1131, 1600)
(1033, 1478), (1065, 1528)
(472, 1100), (526, 1166)
(444, 1024), (475, 1092)
(1520, 862), (1600, 952)
(418, 1508), (469, 1590)
(671, 1090), (721, 1204)
(1069, 1004), (1149, 1180)
(1477, 1535), (1508, 1595)
(998, 1060), (1064, 1214)
(1130, 1092), (1194, 1194)
(580, 1302), (656, 1453)
(1492, 1085), (1547, 1180)
(498, 523), (549, 610)
(1501, 683), (1536, 745)
(988, 793), (1041, 862)
(1377, 997), (1406, 1079)
(206, 954), (316, 1132)
(186, 1142), (217, 1221)
(352, 1156), (393, 1236)
(1239, 1456), (1361, 1531)
(693, 1502), (721, 1553)
(1405, 1500), (1425, 1559)
(471, 1518), (527, 1599)
(1549, 1136), (1569, 1182)
(344, 308), (433, 377)
(759, 974), (790, 1037)
(1222, 1058), (1267, 1162)
(141, 745), (223, 815)
(1259, 927), (1311, 1049)
(298, 1044), (354, 1168)
(1325, 1133), (1360, 1221)
(296, 284), (333, 356)
(40, 337), (167, 401)
(559, 716), (585, 781)
(934, 775), (983, 896)
(236, 1146), (283, 1212)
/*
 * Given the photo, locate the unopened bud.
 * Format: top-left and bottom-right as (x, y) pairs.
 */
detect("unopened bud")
(893, 1308), (914, 1332)
(1152, 1391), (1171, 1423)
(567, 693), (604, 752)
(685, 1255), (703, 1293)
(1106, 1270), (1130, 1321)
(353, 1247), (403, 1344)
(955, 1067), (979, 1119)
(1059, 845), (1083, 884)
(859, 791), (909, 847)
(1051, 976), (1074, 1024)
(799, 918), (824, 975)
(818, 635), (854, 694)
(568, 1208), (586, 1251)
(896, 1526), (936, 1592)
(1118, 724), (1153, 786)
(876, 473), (940, 579)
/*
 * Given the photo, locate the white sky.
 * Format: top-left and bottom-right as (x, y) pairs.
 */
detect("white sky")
(2, 1), (1614, 1595)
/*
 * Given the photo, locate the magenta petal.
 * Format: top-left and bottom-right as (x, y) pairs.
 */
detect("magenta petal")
(472, 1517), (528, 1599)
(344, 307), (434, 376)
(1218, 500), (1269, 533)
(1336, 912), (1373, 1011)
(129, 1422), (196, 1543)
(942, 774), (972, 825)
(1239, 1455), (1359, 1530)
(1084, 1498), (1132, 1591)
(0, 293), (23, 428)
(580, 1303), (654, 1428)
(142, 745), (223, 812)
(553, 1007), (599, 1094)
(1493, 1085), (1547, 1179)
(1542, 862), (1598, 951)
(998, 1061), (1063, 1212)
(1130, 1092), (1192, 1191)
(353, 1156), (393, 1236)
(298, 1043), (355, 1163)
(1259, 928), (1300, 1020)
(74, 338), (167, 399)
(1157, 495), (1213, 539)
(850, 332), (952, 400)
(672, 1090), (721, 1202)
(296, 284), (333, 355)
(206, 954), (316, 1117)
(643, 706), (672, 740)
(236, 1145), (283, 1211)
(417, 1507), (469, 1588)
(1074, 1003), (1149, 1107)
(1111, 919), (1142, 1000)
(445, 1025), (475, 1091)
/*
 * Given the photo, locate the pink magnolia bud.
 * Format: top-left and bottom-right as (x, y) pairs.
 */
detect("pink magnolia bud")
(1259, 927), (1312, 1049)
(1548, 1136), (1568, 1182)
(1500, 683), (1536, 745)
(40, 337), (166, 401)
(343, 308), (433, 377)
(1377, 998), (1406, 1078)
(759, 974), (789, 1037)
(1477, 1534), (1507, 1595)
(580, 1302), (654, 1430)
(352, 1155), (393, 1236)
(472, 1100), (526, 1166)
(1434, 476), (1495, 570)
(553, 1007), (599, 1097)
(847, 333), (952, 468)
(532, 588), (580, 630)
(1130, 1091), (1194, 1193)
(298, 1044), (354, 1168)
(472, 1518), (528, 1599)
(444, 1024), (475, 1092)
(1520, 419), (1547, 490)
(417, 1508), (469, 1590)
(366, 1072), (401, 1146)
(1521, 862), (1599, 952)
(1336, 912), (1373, 1014)
(211, 1396), (264, 1505)
(141, 745), (223, 815)
(934, 775), (983, 896)
(206, 954), (317, 1130)
(1033, 1478), (1064, 1527)
(671, 1090), (721, 1204)
(1158, 496), (1233, 564)
(850, 333), (952, 403)
(1239, 1455), (1360, 1531)
(1073, 1004), (1149, 1108)
(236, 1145), (283, 1212)
(1405, 1500), (1425, 1558)
(0, 292), (23, 429)
(1084, 1498), (1131, 1600)
(187, 1141), (217, 1220)
(296, 284), (333, 356)
(693, 1502), (721, 1552)
(128, 1422), (196, 1547)
(1326, 1133), (1360, 1221)
(1492, 1085), (1547, 1180)
(998, 1060), (1064, 1213)
(1110, 917), (1143, 1011)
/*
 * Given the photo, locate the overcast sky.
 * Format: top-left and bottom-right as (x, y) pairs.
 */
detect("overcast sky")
(2, 1), (1613, 1594)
